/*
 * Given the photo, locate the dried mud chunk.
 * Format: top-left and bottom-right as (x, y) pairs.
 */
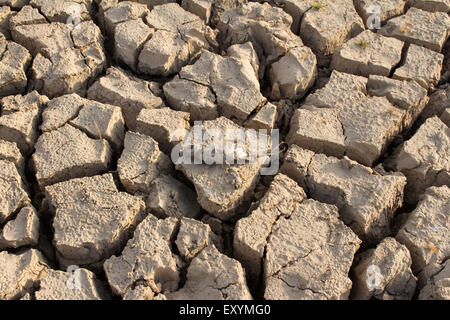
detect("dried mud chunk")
(0, 159), (29, 223)
(165, 245), (252, 300)
(281, 145), (407, 243)
(35, 268), (110, 300)
(40, 93), (85, 132)
(136, 107), (190, 154)
(396, 186), (450, 282)
(41, 95), (124, 148)
(0, 140), (24, 174)
(287, 105), (346, 158)
(299, 0), (364, 61)
(181, 0), (213, 23)
(289, 71), (405, 167)
(118, 131), (173, 194)
(264, 198), (361, 300)
(175, 117), (266, 220)
(421, 86), (450, 120)
(12, 21), (106, 98)
(138, 22), (217, 77)
(408, 0), (450, 12)
(0, 206), (39, 249)
(45, 173), (145, 268)
(103, 215), (180, 297)
(0, 6), (12, 38)
(146, 2), (198, 30)
(123, 285), (155, 300)
(310, 67), (369, 94)
(279, 145), (315, 187)
(147, 174), (201, 219)
(234, 174), (307, 282)
(107, 2), (218, 77)
(175, 218), (212, 261)
(419, 260), (450, 300)
(163, 75), (218, 121)
(380, 7), (450, 52)
(138, 29), (189, 77)
(218, 2), (303, 64)
(304, 72), (405, 156)
(163, 43), (264, 121)
(0, 0), (29, 9)
(331, 30), (404, 77)
(246, 102), (277, 131)
(31, 49), (94, 98)
(388, 117), (449, 204)
(269, 0), (311, 34)
(227, 42), (260, 79)
(87, 67), (163, 130)
(177, 50), (266, 122)
(367, 75), (429, 128)
(0, 249), (48, 300)
(70, 100), (125, 150)
(103, 0), (148, 36)
(354, 0), (406, 25)
(71, 20), (107, 75)
(114, 18), (152, 71)
(392, 44), (444, 89)
(9, 5), (46, 28)
(32, 124), (112, 188)
(11, 21), (72, 56)
(269, 45), (317, 100)
(353, 237), (417, 300)
(208, 0), (247, 26)
(0, 37), (31, 96)
(138, 3), (217, 77)
(29, 0), (93, 23)
(217, 3), (316, 99)
(367, 76), (428, 110)
(95, 0), (119, 30)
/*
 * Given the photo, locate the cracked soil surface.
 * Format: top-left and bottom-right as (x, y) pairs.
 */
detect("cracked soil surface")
(0, 0), (449, 300)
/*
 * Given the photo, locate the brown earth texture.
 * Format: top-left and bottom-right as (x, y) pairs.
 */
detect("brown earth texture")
(0, 0), (449, 300)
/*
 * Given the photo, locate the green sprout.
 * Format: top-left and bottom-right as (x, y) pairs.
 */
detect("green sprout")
(387, 107), (397, 115)
(359, 39), (370, 49)
(311, 2), (324, 10)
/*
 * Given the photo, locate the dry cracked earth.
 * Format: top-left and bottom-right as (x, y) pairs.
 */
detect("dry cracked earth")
(0, 0), (449, 301)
